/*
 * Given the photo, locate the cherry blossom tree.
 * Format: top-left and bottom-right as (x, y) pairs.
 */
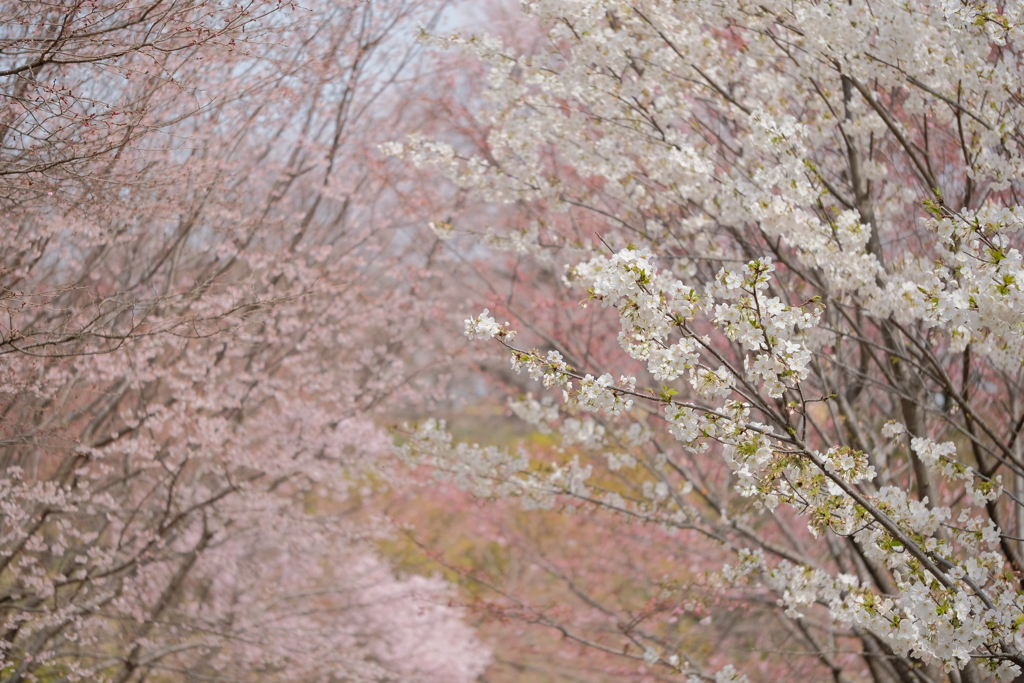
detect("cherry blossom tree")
(0, 0), (282, 209)
(392, 1), (1024, 681)
(0, 0), (493, 680)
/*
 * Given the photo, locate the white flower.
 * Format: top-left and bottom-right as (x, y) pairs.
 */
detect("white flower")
(464, 309), (501, 340)
(910, 437), (957, 468)
(881, 421), (905, 439)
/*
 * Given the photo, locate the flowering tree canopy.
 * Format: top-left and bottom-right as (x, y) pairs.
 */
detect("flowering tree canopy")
(0, 0), (492, 680)
(392, 0), (1024, 681)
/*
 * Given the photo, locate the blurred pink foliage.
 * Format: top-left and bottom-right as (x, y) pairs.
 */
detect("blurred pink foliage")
(0, 0), (491, 680)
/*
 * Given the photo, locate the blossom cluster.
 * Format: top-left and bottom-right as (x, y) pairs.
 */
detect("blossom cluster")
(400, 0), (1024, 678)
